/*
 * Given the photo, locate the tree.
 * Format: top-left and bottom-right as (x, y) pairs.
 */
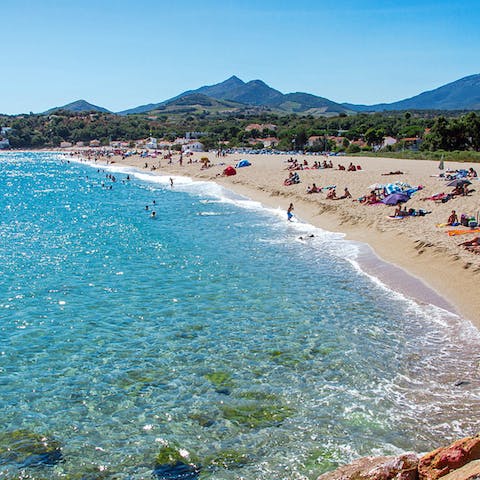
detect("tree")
(365, 127), (384, 147)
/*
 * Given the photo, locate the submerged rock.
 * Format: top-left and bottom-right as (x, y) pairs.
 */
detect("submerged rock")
(204, 371), (234, 389)
(20, 448), (63, 468)
(316, 453), (419, 480)
(0, 429), (63, 468)
(205, 448), (252, 470)
(418, 435), (480, 480)
(153, 461), (200, 480)
(220, 403), (294, 429)
(153, 444), (200, 480)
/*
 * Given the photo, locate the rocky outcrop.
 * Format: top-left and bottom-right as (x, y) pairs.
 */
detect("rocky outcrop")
(418, 436), (480, 480)
(439, 459), (480, 480)
(317, 453), (419, 480)
(318, 436), (480, 480)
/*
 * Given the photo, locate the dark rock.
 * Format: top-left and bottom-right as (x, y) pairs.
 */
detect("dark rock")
(153, 461), (200, 479)
(0, 429), (63, 468)
(215, 387), (231, 396)
(20, 449), (63, 468)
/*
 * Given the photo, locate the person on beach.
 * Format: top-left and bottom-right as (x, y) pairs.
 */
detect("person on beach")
(326, 188), (337, 199)
(340, 187), (352, 199)
(170, 177), (174, 188)
(447, 210), (459, 226)
(287, 203), (294, 221)
(459, 237), (480, 247)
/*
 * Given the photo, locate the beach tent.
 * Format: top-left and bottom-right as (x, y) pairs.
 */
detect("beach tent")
(223, 166), (236, 176)
(236, 160), (251, 168)
(382, 193), (410, 205)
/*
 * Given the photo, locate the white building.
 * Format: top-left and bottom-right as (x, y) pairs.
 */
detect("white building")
(182, 141), (204, 152)
(0, 138), (10, 149)
(146, 137), (157, 149)
(382, 136), (398, 148)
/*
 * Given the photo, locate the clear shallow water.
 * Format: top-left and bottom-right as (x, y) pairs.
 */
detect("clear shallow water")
(1, 151), (480, 480)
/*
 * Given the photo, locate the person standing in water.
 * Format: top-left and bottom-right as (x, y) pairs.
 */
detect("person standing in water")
(287, 203), (294, 221)
(170, 177), (174, 188)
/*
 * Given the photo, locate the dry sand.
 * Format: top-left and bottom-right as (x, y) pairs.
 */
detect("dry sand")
(101, 151), (480, 327)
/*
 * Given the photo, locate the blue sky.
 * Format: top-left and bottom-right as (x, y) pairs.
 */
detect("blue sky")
(1, 0), (479, 114)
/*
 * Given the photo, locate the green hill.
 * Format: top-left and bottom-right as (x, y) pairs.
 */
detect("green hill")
(44, 99), (111, 114)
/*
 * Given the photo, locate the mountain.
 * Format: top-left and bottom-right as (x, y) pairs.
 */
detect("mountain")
(120, 76), (350, 115)
(189, 75), (246, 99)
(44, 99), (111, 114)
(150, 93), (247, 114)
(345, 74), (480, 112)
(215, 79), (284, 105)
(47, 74), (480, 117)
(269, 92), (349, 114)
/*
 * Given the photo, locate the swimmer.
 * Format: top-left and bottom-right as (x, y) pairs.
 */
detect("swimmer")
(151, 211), (156, 218)
(299, 234), (315, 240)
(145, 205), (149, 210)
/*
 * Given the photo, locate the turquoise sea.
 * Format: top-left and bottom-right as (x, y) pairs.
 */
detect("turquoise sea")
(1, 151), (479, 480)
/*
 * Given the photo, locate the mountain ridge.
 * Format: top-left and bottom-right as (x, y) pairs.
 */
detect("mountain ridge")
(344, 74), (480, 112)
(39, 73), (480, 116)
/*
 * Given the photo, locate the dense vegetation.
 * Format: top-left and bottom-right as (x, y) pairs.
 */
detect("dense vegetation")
(2, 109), (480, 161)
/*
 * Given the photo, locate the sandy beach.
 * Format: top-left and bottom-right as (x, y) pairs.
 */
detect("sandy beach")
(92, 151), (480, 327)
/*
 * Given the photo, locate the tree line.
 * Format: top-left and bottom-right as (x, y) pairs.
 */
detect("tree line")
(1, 109), (480, 154)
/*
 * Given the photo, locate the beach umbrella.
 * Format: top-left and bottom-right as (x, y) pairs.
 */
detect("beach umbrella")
(447, 178), (471, 187)
(382, 193), (409, 205)
(223, 166), (236, 176)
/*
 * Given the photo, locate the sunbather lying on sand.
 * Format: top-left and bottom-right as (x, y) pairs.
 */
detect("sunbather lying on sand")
(421, 192), (452, 203)
(382, 171), (404, 175)
(459, 236), (480, 247)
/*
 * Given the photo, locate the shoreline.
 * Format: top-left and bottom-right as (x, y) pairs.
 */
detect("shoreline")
(63, 149), (480, 327)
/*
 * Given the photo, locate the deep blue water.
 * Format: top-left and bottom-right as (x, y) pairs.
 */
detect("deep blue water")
(1, 151), (479, 480)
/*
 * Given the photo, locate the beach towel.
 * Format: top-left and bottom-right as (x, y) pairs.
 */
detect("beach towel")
(447, 228), (480, 236)
(383, 183), (403, 195)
